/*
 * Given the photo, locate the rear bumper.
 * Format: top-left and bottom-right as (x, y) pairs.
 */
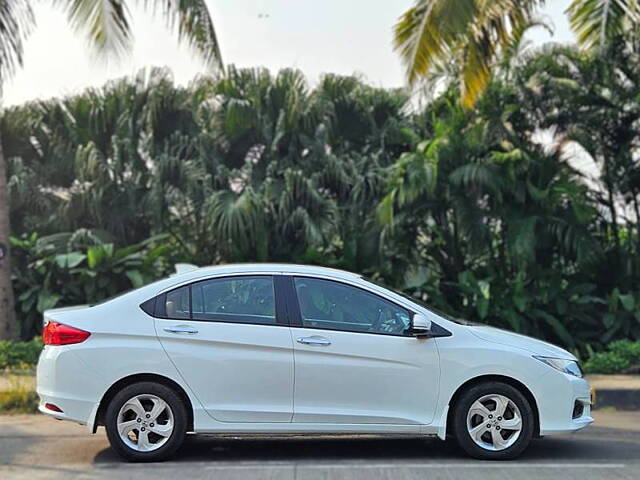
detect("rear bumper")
(37, 393), (98, 427)
(36, 345), (102, 427)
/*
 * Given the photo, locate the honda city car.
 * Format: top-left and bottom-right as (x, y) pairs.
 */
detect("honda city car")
(37, 263), (592, 461)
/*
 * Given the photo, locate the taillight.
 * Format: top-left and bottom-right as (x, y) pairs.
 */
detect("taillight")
(43, 322), (91, 346)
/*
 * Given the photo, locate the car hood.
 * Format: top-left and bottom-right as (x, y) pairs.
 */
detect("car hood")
(468, 325), (576, 360)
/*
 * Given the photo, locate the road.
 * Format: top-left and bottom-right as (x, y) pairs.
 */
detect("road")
(1, 411), (639, 479)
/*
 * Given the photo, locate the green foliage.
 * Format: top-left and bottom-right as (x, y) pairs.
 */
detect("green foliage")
(10, 232), (177, 339)
(609, 340), (640, 366)
(2, 60), (640, 354)
(583, 352), (631, 374)
(582, 340), (640, 374)
(0, 338), (42, 370)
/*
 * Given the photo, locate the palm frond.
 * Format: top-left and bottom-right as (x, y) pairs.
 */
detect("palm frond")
(0, 0), (34, 87)
(142, 0), (223, 71)
(205, 187), (263, 252)
(567, 0), (640, 49)
(394, 0), (474, 86)
(500, 16), (554, 73)
(394, 0), (543, 108)
(55, 0), (132, 59)
(55, 0), (222, 70)
(279, 169), (337, 246)
(449, 163), (502, 196)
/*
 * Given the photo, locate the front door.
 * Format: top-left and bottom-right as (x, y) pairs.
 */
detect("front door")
(287, 276), (440, 425)
(155, 275), (294, 423)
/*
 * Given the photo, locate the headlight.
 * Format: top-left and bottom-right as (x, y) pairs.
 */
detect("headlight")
(533, 356), (583, 378)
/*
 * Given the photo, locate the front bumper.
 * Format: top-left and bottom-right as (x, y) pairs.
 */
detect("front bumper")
(537, 370), (594, 436)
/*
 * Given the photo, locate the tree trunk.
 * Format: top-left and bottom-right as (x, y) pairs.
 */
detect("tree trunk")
(607, 186), (620, 249)
(632, 189), (640, 256)
(0, 131), (17, 340)
(603, 157), (621, 254)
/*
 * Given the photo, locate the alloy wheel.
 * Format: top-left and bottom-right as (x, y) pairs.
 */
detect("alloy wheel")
(466, 393), (523, 451)
(116, 394), (174, 452)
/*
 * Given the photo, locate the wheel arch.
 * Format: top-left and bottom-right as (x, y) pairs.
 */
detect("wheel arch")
(445, 374), (540, 438)
(93, 373), (194, 433)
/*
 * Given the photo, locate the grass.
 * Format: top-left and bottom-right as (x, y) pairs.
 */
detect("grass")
(596, 406), (618, 413)
(0, 372), (38, 414)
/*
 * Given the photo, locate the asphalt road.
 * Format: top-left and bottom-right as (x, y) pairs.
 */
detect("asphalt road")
(1, 411), (639, 480)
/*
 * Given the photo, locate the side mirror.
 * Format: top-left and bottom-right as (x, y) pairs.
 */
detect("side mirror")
(410, 313), (432, 337)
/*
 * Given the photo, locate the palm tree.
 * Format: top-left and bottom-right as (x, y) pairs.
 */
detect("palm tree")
(394, 0), (640, 108)
(150, 68), (410, 265)
(516, 40), (640, 288)
(377, 82), (599, 347)
(0, 1), (222, 339)
(4, 66), (413, 272)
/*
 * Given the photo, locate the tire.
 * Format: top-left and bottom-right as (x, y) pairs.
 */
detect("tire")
(105, 381), (188, 462)
(452, 381), (534, 460)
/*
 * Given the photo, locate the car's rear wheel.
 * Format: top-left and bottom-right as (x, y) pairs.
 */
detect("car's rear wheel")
(105, 382), (187, 462)
(452, 381), (534, 460)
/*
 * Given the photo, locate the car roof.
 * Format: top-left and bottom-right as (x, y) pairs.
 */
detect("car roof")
(132, 263), (362, 297)
(100, 263), (365, 306)
(107, 262), (441, 321)
(188, 263), (362, 280)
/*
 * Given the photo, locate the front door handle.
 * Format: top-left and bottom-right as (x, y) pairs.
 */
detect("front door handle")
(297, 336), (331, 346)
(164, 325), (198, 335)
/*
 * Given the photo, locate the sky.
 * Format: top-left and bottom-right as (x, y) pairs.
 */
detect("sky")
(3, 0), (575, 106)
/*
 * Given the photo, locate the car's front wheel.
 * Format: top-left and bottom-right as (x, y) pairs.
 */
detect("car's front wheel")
(105, 381), (187, 462)
(452, 381), (534, 460)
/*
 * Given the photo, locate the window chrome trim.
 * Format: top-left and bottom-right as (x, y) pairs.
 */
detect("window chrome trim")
(154, 271), (287, 296)
(141, 268), (451, 335)
(152, 274), (285, 327)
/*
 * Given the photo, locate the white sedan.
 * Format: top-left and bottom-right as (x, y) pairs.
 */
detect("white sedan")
(37, 263), (592, 461)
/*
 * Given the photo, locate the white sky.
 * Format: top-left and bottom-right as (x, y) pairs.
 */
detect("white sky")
(3, 0), (574, 106)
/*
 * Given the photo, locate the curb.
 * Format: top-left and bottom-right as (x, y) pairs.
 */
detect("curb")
(592, 388), (640, 411)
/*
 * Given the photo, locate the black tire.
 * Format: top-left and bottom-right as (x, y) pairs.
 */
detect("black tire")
(105, 381), (188, 462)
(452, 381), (534, 460)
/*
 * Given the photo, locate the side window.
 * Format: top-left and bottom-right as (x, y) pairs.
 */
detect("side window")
(191, 276), (277, 325)
(294, 277), (411, 336)
(164, 286), (190, 319)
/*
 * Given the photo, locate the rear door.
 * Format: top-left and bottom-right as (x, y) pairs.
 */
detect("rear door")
(286, 275), (440, 425)
(154, 274), (294, 423)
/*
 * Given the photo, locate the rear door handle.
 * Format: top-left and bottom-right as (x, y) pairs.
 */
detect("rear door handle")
(164, 325), (198, 335)
(297, 336), (331, 346)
